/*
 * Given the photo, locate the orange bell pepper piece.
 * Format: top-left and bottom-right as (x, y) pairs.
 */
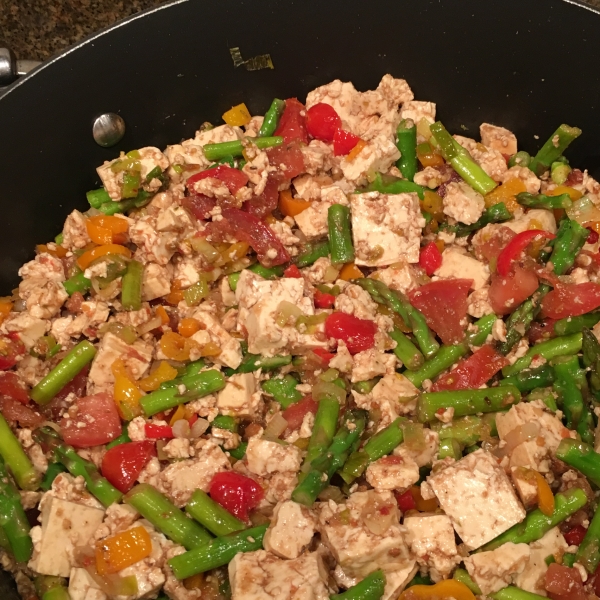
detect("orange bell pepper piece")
(159, 331), (199, 361)
(222, 103), (252, 127)
(410, 485), (439, 512)
(417, 142), (445, 168)
(535, 471), (555, 516)
(96, 526), (153, 575)
(221, 242), (250, 264)
(169, 404), (187, 426)
(400, 580), (475, 600)
(138, 361), (179, 392)
(155, 305), (170, 325)
(178, 318), (203, 338)
(165, 280), (185, 306)
(86, 215), (129, 245)
(77, 244), (132, 271)
(484, 177), (527, 212)
(0, 298), (13, 325)
(547, 185), (583, 201)
(338, 263), (364, 281)
(346, 139), (368, 162)
(112, 359), (143, 420)
(420, 190), (445, 221)
(36, 244), (68, 259)
(279, 189), (312, 217)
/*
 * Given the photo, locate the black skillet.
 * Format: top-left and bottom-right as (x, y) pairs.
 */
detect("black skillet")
(0, 0), (600, 595)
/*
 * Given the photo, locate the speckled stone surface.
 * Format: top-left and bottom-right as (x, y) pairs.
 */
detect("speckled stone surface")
(2, 0), (600, 62)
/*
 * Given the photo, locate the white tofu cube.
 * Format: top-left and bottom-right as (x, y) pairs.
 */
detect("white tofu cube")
(351, 192), (424, 267)
(365, 455), (420, 492)
(403, 514), (461, 581)
(504, 208), (557, 235)
(141, 264), (172, 302)
(245, 438), (302, 477)
(434, 247), (490, 291)
(190, 308), (243, 369)
(69, 568), (107, 600)
(340, 137), (400, 186)
(501, 166), (542, 195)
(464, 542), (531, 595)
(294, 186), (349, 240)
(229, 550), (329, 600)
(480, 123), (518, 156)
(442, 181), (485, 225)
(318, 490), (412, 580)
(394, 428), (439, 468)
(373, 264), (420, 295)
(217, 373), (261, 418)
(399, 101), (436, 124)
(158, 439), (230, 506)
(426, 449), (526, 550)
(29, 497), (104, 577)
(263, 500), (317, 559)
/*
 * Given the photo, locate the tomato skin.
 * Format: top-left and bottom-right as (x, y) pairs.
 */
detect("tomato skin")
(145, 423), (174, 439)
(222, 207), (290, 267)
(541, 282), (600, 319)
(0, 333), (26, 370)
(545, 563), (587, 600)
(563, 524), (587, 546)
(274, 98), (308, 144)
(210, 472), (264, 522)
(431, 345), (508, 392)
(282, 397), (318, 431)
(395, 489), (417, 512)
(243, 173), (280, 219)
(314, 289), (336, 308)
(267, 141), (305, 180)
(529, 319), (557, 344)
(419, 242), (443, 276)
(489, 265), (539, 316)
(324, 313), (377, 355)
(306, 103), (342, 142)
(182, 194), (216, 221)
(0, 397), (43, 428)
(283, 265), (302, 278)
(312, 348), (335, 365)
(187, 165), (249, 194)
(409, 279), (472, 345)
(0, 372), (29, 404)
(41, 365), (90, 421)
(101, 441), (156, 493)
(333, 129), (360, 156)
(496, 230), (555, 276)
(60, 393), (122, 448)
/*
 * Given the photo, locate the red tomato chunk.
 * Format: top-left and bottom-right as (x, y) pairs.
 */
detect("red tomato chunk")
(306, 103), (342, 142)
(274, 98), (308, 144)
(101, 441), (156, 493)
(324, 313), (377, 355)
(541, 282), (600, 319)
(419, 242), (443, 276)
(210, 472), (264, 522)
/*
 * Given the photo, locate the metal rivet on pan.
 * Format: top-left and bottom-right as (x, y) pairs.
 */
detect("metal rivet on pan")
(92, 113), (125, 147)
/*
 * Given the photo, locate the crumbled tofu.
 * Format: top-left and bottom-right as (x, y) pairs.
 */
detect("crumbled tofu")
(235, 270), (327, 356)
(246, 438), (302, 477)
(434, 247), (490, 290)
(1, 312), (49, 349)
(130, 215), (179, 266)
(480, 123), (518, 156)
(44, 473), (103, 509)
(426, 449), (526, 550)
(294, 186), (349, 240)
(373, 373), (420, 416)
(293, 174), (333, 201)
(350, 348), (396, 382)
(467, 287), (495, 318)
(413, 165), (451, 189)
(87, 332), (152, 394)
(158, 439), (231, 507)
(328, 342), (353, 374)
(496, 401), (573, 472)
(68, 568), (107, 600)
(500, 166), (541, 195)
(128, 416), (147, 441)
(373, 264), (420, 295)
(351, 192), (424, 267)
(366, 455), (420, 492)
(454, 135), (508, 182)
(229, 550), (330, 600)
(29, 497), (104, 576)
(18, 255), (68, 319)
(376, 74), (414, 105)
(217, 373), (262, 418)
(340, 137), (400, 186)
(514, 527), (568, 596)
(464, 542), (531, 595)
(318, 490), (412, 580)
(62, 210), (91, 251)
(399, 101), (436, 124)
(403, 514), (461, 581)
(504, 208), (557, 235)
(263, 500), (317, 559)
(94, 503), (139, 541)
(394, 428), (440, 468)
(141, 263), (172, 301)
(442, 181), (485, 225)
(190, 307), (242, 369)
(300, 140), (336, 176)
(334, 282), (379, 321)
(162, 438), (193, 459)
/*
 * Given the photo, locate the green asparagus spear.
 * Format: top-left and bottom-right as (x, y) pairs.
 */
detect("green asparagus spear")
(225, 353), (292, 377)
(363, 172), (425, 199)
(555, 438), (600, 486)
(438, 438), (462, 460)
(202, 136), (283, 161)
(516, 191), (572, 210)
(555, 312), (600, 336)
(121, 260), (143, 311)
(575, 500), (600, 573)
(261, 375), (302, 408)
(548, 218), (589, 276)
(454, 202), (513, 237)
(247, 263), (285, 279)
(62, 271), (91, 296)
(328, 204), (355, 264)
(480, 488), (587, 551)
(186, 490), (246, 537)
(258, 99), (285, 137)
(582, 328), (600, 395)
(431, 415), (490, 447)
(389, 328), (424, 371)
(0, 414), (39, 491)
(499, 364), (555, 393)
(528, 124), (582, 176)
(396, 119), (418, 181)
(525, 387), (558, 412)
(453, 568), (482, 595)
(490, 587), (548, 600)
(552, 356), (585, 429)
(296, 240), (330, 268)
(302, 397), (340, 472)
(507, 151), (531, 169)
(330, 569), (386, 600)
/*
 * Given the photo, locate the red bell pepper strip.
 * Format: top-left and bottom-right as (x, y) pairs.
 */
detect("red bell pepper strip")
(333, 129), (361, 156)
(496, 230), (556, 276)
(314, 289), (336, 308)
(283, 264), (302, 278)
(145, 423), (174, 439)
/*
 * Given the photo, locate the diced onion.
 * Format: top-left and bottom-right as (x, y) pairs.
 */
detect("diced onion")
(92, 277), (120, 301)
(318, 486), (345, 503)
(191, 417), (210, 438)
(262, 413), (289, 441)
(41, 421), (61, 432)
(566, 196), (600, 225)
(319, 368), (340, 383)
(312, 381), (346, 404)
(495, 421), (540, 458)
(172, 419), (191, 438)
(99, 321), (137, 344)
(136, 316), (162, 336)
(323, 264), (341, 283)
(362, 505), (396, 536)
(189, 237), (223, 264)
(275, 301), (303, 327)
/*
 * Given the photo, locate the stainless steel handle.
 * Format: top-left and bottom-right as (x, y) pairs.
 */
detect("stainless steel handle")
(0, 48), (41, 85)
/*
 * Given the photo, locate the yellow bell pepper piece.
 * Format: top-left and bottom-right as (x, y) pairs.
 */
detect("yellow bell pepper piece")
(338, 263), (364, 281)
(399, 580), (475, 600)
(547, 184), (583, 201)
(222, 103), (252, 127)
(484, 177), (526, 212)
(138, 361), (178, 392)
(278, 189), (312, 217)
(96, 526), (152, 575)
(159, 331), (199, 362)
(420, 190), (445, 221)
(178, 318), (203, 338)
(535, 471), (555, 516)
(77, 244), (132, 271)
(410, 485), (438, 512)
(112, 359), (143, 420)
(221, 242), (250, 264)
(0, 298), (13, 325)
(169, 404), (187, 426)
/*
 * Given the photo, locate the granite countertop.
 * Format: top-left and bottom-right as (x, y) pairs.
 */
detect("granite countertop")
(2, 0), (600, 62)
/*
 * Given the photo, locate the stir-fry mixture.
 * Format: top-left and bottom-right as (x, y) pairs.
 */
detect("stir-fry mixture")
(4, 74), (600, 600)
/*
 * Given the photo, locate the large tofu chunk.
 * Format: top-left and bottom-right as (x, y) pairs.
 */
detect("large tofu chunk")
(351, 192), (424, 267)
(190, 308), (243, 369)
(87, 332), (153, 394)
(403, 514), (461, 581)
(263, 500), (317, 559)
(426, 449), (526, 550)
(464, 542), (531, 595)
(442, 181), (485, 225)
(504, 208), (557, 235)
(235, 270), (326, 356)
(217, 373), (261, 418)
(434, 247), (490, 291)
(29, 497), (104, 576)
(69, 568), (107, 600)
(229, 550), (329, 600)
(365, 455), (420, 492)
(480, 123), (518, 156)
(340, 137), (400, 186)
(246, 438), (302, 477)
(318, 490), (412, 580)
